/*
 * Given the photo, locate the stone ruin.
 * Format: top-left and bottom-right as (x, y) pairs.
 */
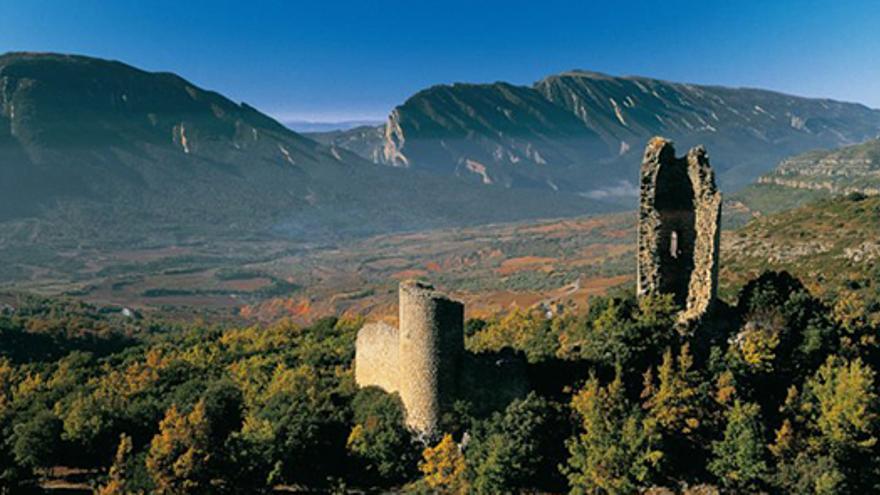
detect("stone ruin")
(355, 280), (526, 436)
(355, 137), (722, 434)
(637, 137), (722, 324)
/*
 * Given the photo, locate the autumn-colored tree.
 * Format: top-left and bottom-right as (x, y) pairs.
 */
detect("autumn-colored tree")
(467, 308), (561, 362)
(642, 344), (704, 436)
(146, 402), (213, 495)
(642, 344), (709, 480)
(772, 356), (880, 493)
(832, 290), (880, 352)
(806, 356), (878, 450)
(95, 433), (141, 495)
(564, 369), (662, 494)
(418, 434), (469, 495)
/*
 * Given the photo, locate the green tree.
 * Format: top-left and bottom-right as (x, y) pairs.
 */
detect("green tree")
(467, 392), (561, 494)
(11, 409), (62, 474)
(564, 370), (662, 494)
(708, 400), (768, 491)
(346, 387), (417, 485)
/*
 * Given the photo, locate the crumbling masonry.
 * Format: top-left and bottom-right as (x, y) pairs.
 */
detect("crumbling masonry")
(355, 280), (527, 436)
(637, 137), (722, 323)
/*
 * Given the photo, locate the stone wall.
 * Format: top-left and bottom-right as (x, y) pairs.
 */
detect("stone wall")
(354, 322), (400, 393)
(638, 137), (721, 323)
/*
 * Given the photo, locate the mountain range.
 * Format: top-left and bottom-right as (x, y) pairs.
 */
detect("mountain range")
(0, 52), (605, 252)
(310, 70), (880, 194)
(3, 52), (880, 258)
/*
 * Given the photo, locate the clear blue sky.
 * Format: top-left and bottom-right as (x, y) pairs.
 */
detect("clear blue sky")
(1, 0), (877, 122)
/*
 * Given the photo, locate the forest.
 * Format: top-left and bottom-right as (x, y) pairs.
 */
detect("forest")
(1, 267), (880, 495)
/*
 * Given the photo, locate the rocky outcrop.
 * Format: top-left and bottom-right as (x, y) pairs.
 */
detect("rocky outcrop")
(638, 137), (721, 324)
(756, 137), (880, 196)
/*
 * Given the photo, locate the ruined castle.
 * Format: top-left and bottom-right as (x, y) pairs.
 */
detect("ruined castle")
(637, 137), (722, 323)
(355, 137), (721, 434)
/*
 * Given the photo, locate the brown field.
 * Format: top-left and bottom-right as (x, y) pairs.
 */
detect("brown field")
(1, 212), (638, 323)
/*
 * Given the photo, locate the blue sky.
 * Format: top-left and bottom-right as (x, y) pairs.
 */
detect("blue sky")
(1, 0), (877, 122)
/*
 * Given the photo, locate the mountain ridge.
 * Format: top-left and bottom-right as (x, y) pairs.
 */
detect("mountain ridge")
(315, 70), (880, 195)
(0, 52), (606, 253)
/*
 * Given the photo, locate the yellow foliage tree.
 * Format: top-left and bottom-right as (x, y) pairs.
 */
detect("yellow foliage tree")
(146, 401), (213, 495)
(419, 434), (469, 495)
(95, 433), (140, 495)
(643, 344), (703, 435)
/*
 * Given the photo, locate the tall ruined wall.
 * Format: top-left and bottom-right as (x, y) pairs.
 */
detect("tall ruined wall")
(397, 280), (464, 436)
(638, 137), (721, 323)
(683, 146), (722, 322)
(354, 322), (400, 393)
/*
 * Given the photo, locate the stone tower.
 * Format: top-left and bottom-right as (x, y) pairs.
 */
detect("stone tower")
(397, 280), (463, 435)
(637, 137), (721, 323)
(354, 280), (464, 436)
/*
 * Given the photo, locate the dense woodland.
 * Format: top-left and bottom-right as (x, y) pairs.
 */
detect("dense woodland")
(1, 266), (880, 494)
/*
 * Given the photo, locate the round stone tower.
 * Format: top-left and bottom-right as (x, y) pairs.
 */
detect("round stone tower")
(397, 280), (464, 436)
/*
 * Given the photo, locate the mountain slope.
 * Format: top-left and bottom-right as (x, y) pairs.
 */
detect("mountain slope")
(322, 71), (880, 195)
(721, 194), (880, 302)
(0, 52), (605, 250)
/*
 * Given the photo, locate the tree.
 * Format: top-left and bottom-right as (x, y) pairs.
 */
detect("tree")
(772, 356), (880, 493)
(146, 402), (213, 495)
(467, 392), (562, 494)
(346, 388), (417, 485)
(806, 356), (878, 451)
(11, 409), (62, 474)
(642, 344), (704, 436)
(564, 370), (662, 494)
(96, 433), (141, 495)
(708, 400), (768, 491)
(419, 434), (468, 495)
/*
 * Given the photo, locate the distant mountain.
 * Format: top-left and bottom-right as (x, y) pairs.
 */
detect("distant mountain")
(0, 53), (605, 251)
(319, 71), (880, 193)
(306, 124), (386, 163)
(286, 119), (383, 133)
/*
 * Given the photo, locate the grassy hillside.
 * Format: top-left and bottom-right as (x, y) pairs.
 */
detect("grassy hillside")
(722, 193), (880, 304)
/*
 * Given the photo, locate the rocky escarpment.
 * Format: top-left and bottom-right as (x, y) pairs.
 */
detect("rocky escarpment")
(756, 137), (880, 196)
